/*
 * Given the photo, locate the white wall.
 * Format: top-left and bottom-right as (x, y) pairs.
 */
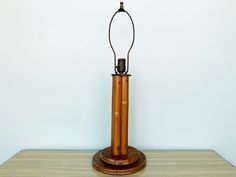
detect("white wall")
(0, 0), (236, 166)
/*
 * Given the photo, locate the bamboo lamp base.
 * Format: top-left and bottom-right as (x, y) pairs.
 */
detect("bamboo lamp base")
(92, 146), (146, 175)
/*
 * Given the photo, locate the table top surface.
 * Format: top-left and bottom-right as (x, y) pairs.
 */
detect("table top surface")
(0, 150), (235, 177)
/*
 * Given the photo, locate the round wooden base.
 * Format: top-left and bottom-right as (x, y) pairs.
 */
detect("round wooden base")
(92, 146), (146, 175)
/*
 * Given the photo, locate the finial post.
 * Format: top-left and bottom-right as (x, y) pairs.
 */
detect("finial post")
(119, 2), (125, 11)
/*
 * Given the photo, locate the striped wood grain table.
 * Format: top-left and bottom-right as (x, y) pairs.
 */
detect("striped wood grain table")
(0, 150), (235, 177)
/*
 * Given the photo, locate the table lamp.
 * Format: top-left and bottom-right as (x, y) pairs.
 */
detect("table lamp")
(92, 2), (146, 175)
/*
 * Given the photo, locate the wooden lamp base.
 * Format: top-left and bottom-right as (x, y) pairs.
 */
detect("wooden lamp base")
(92, 75), (146, 175)
(92, 146), (146, 175)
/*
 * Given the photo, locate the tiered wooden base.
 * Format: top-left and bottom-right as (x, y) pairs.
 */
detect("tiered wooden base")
(92, 146), (146, 175)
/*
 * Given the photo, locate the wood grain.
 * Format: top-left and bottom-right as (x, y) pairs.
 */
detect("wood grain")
(121, 75), (129, 156)
(0, 150), (235, 177)
(111, 76), (121, 156)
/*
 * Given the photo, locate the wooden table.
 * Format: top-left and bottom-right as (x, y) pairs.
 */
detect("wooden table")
(0, 150), (235, 177)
